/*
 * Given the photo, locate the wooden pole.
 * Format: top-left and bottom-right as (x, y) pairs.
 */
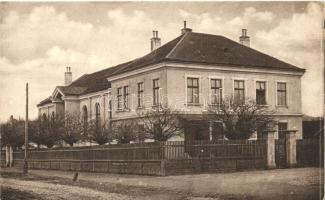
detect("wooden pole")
(23, 83), (29, 173)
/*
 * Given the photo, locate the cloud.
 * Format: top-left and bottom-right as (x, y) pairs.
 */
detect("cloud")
(244, 7), (274, 23)
(254, 2), (323, 116)
(0, 3), (323, 121)
(0, 6), (175, 121)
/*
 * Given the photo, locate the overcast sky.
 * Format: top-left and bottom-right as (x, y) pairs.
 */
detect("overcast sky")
(0, 2), (323, 122)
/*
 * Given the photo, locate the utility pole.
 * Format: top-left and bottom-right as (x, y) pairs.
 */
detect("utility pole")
(23, 83), (29, 173)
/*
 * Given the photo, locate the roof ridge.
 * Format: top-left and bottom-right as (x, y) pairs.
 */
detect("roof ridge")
(165, 33), (188, 59)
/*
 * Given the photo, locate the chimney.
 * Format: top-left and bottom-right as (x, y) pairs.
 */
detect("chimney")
(239, 29), (250, 47)
(64, 67), (72, 86)
(181, 21), (192, 34)
(150, 30), (161, 51)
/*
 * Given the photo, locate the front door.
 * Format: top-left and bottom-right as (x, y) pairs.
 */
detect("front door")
(275, 122), (288, 168)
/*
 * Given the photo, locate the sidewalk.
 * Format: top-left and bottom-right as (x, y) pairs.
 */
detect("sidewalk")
(5, 167), (323, 200)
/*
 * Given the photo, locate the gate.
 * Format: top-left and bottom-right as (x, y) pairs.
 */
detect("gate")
(275, 139), (287, 168)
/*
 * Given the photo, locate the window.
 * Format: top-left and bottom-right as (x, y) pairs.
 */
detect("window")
(82, 106), (88, 123)
(123, 86), (129, 109)
(211, 79), (222, 105)
(51, 111), (55, 122)
(256, 81), (266, 105)
(108, 100), (112, 119)
(117, 87), (123, 110)
(82, 106), (88, 131)
(278, 122), (288, 139)
(42, 113), (48, 128)
(187, 77), (199, 104)
(234, 80), (245, 104)
(95, 103), (100, 127)
(277, 82), (287, 106)
(137, 82), (144, 108)
(153, 79), (160, 106)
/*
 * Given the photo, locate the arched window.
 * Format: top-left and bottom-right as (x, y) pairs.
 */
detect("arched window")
(42, 113), (48, 129)
(95, 103), (100, 127)
(82, 105), (88, 123)
(42, 113), (47, 122)
(82, 105), (88, 132)
(50, 111), (55, 128)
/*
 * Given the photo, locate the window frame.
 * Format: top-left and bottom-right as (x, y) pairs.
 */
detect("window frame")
(95, 102), (101, 127)
(276, 81), (287, 106)
(153, 79), (160, 106)
(123, 86), (129, 110)
(117, 87), (123, 110)
(210, 78), (223, 105)
(137, 82), (144, 108)
(186, 77), (200, 105)
(233, 79), (246, 104)
(256, 81), (267, 105)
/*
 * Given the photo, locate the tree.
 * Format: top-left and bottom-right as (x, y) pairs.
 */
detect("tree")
(0, 116), (25, 148)
(87, 120), (112, 145)
(59, 113), (83, 146)
(44, 115), (62, 148)
(208, 96), (275, 140)
(111, 120), (138, 144)
(137, 107), (183, 141)
(29, 116), (62, 148)
(28, 118), (43, 148)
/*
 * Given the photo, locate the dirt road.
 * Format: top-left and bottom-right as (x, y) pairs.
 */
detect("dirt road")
(2, 178), (132, 200)
(1, 167), (323, 200)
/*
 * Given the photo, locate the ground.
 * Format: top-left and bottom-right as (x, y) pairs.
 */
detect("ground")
(0, 167), (323, 200)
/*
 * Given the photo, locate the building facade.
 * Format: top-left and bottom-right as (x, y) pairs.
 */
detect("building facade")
(38, 25), (305, 140)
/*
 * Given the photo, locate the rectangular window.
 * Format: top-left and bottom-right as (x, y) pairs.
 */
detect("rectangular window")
(123, 86), (129, 109)
(153, 79), (160, 106)
(137, 82), (144, 108)
(117, 87), (123, 110)
(234, 80), (245, 104)
(277, 82), (287, 106)
(211, 79), (222, 105)
(256, 81), (266, 105)
(187, 77), (199, 104)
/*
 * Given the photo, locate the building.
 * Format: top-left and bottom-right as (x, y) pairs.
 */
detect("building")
(38, 23), (305, 141)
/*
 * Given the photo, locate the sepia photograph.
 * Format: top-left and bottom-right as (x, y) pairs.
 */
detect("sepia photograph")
(0, 1), (324, 199)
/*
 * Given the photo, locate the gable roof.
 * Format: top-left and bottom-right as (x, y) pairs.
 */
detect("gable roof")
(40, 31), (305, 104)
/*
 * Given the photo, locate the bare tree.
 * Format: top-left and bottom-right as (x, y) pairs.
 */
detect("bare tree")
(208, 96), (275, 140)
(0, 116), (25, 149)
(87, 120), (112, 145)
(28, 118), (43, 148)
(137, 107), (183, 141)
(111, 120), (138, 144)
(59, 113), (83, 146)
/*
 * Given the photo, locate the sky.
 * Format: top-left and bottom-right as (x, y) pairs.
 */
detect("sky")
(0, 1), (324, 122)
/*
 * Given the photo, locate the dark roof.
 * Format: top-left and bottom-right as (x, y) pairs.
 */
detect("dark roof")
(55, 61), (132, 96)
(37, 97), (52, 107)
(166, 32), (305, 72)
(41, 31), (305, 102)
(111, 32), (305, 76)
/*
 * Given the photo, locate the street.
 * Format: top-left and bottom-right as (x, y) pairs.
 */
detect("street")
(0, 167), (323, 200)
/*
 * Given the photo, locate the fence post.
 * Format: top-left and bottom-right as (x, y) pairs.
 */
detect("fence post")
(9, 146), (13, 167)
(285, 130), (297, 167)
(5, 146), (9, 167)
(262, 130), (276, 169)
(160, 142), (166, 176)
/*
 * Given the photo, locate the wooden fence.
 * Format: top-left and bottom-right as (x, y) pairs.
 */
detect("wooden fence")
(5, 140), (267, 176)
(297, 138), (323, 167)
(164, 140), (267, 175)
